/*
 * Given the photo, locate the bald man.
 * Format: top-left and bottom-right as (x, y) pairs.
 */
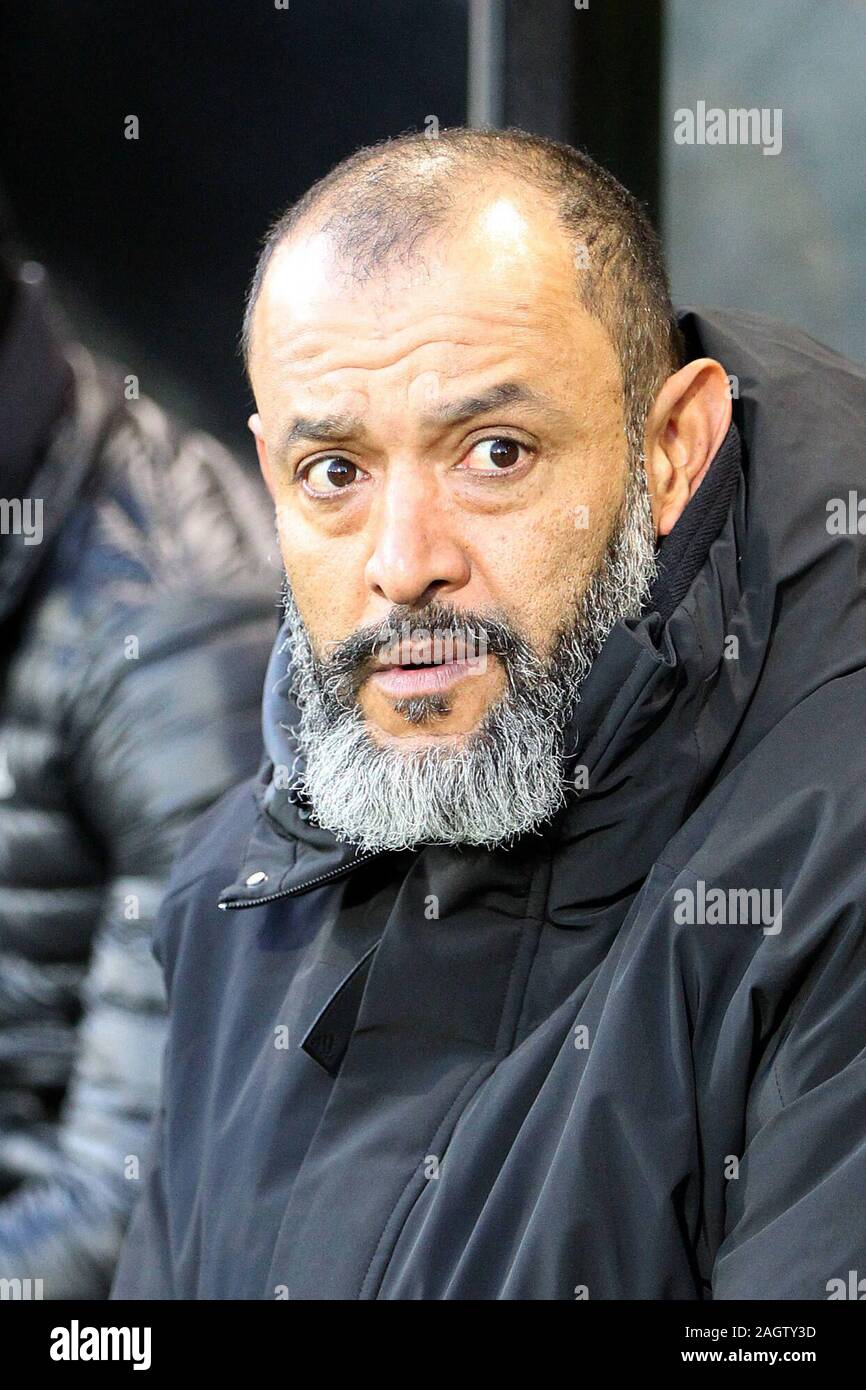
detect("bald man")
(113, 128), (866, 1301)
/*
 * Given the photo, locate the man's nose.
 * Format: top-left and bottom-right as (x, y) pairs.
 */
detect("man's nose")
(364, 469), (470, 607)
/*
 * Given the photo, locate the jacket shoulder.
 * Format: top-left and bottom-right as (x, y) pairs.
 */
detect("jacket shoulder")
(30, 354), (280, 727)
(54, 351), (277, 611)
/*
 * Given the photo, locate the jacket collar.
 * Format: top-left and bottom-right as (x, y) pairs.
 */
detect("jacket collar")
(545, 418), (744, 920)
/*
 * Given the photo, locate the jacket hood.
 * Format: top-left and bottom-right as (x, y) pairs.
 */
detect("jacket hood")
(223, 305), (866, 911)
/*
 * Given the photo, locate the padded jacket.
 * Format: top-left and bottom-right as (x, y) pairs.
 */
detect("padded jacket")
(0, 270), (277, 1297)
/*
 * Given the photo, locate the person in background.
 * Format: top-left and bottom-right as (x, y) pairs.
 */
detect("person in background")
(0, 221), (277, 1297)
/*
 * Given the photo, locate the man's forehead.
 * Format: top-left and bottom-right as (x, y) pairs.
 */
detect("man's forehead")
(248, 193), (621, 427)
(251, 282), (606, 421)
(254, 191), (580, 343)
(259, 229), (354, 326)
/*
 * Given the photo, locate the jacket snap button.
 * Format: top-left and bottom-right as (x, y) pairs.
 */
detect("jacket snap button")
(245, 871), (268, 887)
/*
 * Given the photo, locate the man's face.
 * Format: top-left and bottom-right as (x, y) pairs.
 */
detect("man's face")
(249, 186), (631, 752)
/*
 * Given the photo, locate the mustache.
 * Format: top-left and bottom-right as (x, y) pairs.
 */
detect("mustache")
(310, 601), (532, 696)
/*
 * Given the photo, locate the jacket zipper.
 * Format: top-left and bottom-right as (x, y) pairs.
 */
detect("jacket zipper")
(219, 852), (386, 911)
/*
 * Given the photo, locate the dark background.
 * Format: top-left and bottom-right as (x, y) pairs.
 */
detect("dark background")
(2, 1), (863, 460)
(0, 0), (469, 453)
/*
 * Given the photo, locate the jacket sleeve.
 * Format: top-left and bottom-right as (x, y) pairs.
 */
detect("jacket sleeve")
(712, 910), (866, 1299)
(109, 897), (178, 1303)
(109, 1105), (176, 1299)
(0, 590), (274, 1299)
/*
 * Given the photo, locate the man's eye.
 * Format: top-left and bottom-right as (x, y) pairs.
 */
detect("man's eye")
(303, 457), (362, 492)
(462, 437), (529, 473)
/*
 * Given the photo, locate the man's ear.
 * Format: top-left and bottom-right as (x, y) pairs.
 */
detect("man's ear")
(249, 413), (277, 501)
(644, 358), (732, 538)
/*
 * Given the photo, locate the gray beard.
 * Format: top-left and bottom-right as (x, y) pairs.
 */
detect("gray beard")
(280, 467), (658, 852)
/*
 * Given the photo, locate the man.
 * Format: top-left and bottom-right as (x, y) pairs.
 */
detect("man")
(112, 128), (866, 1300)
(0, 235), (277, 1296)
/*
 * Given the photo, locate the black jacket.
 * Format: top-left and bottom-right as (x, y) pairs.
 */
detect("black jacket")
(0, 271), (277, 1297)
(113, 307), (866, 1300)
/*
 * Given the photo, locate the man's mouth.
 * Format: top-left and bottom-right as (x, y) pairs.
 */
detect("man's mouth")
(369, 655), (484, 698)
(366, 633), (489, 698)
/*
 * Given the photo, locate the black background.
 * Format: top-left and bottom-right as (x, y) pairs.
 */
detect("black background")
(0, 0), (468, 454)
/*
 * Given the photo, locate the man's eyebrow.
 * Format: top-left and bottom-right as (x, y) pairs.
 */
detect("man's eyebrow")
(278, 414), (364, 453)
(277, 381), (563, 456)
(423, 381), (556, 428)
